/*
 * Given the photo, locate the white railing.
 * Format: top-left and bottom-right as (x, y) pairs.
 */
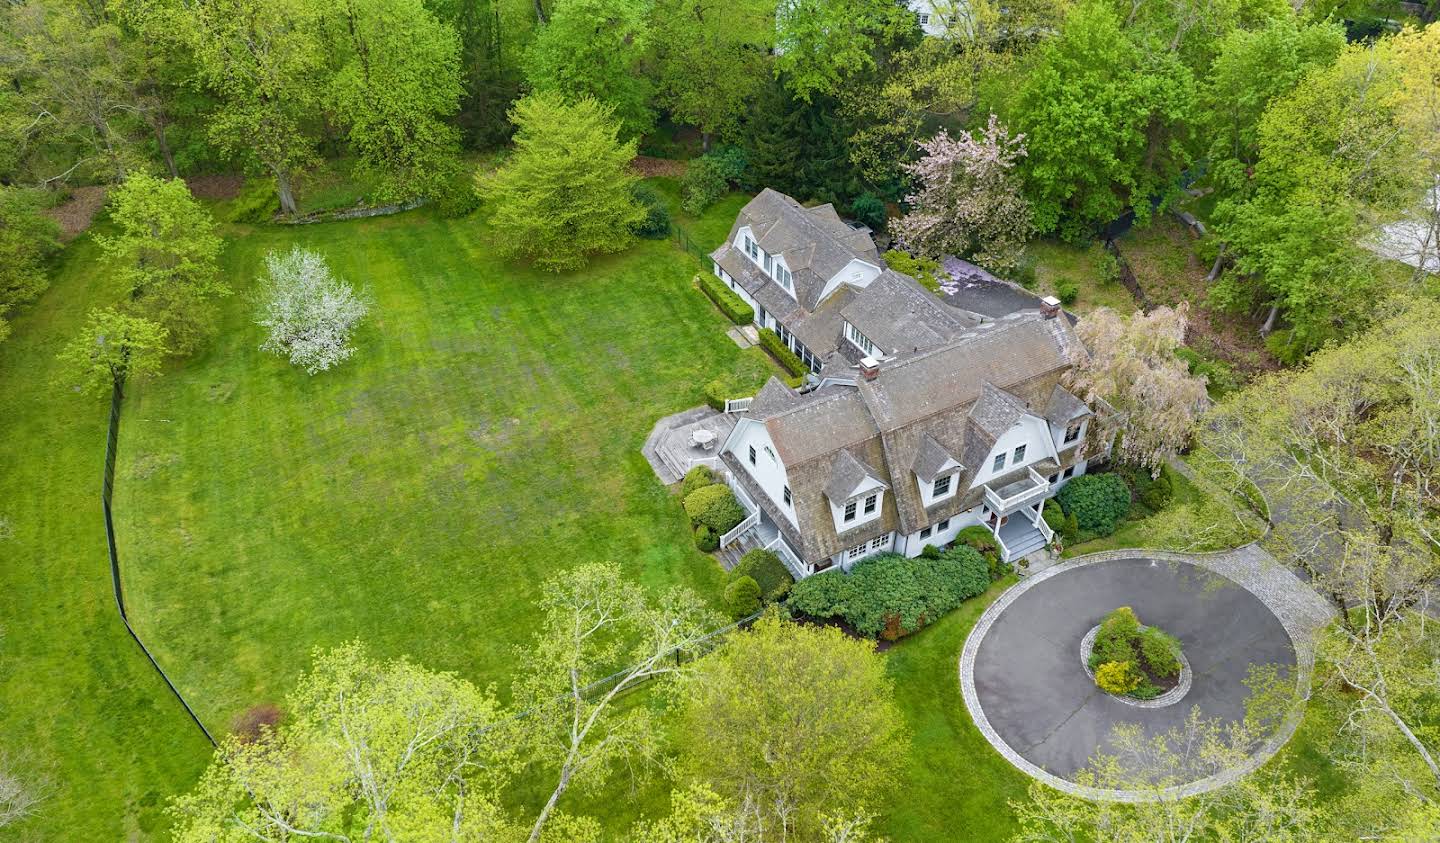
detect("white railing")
(983, 467), (1051, 514)
(688, 455), (721, 470)
(1034, 510), (1055, 544)
(721, 511), (760, 548)
(991, 526), (1013, 563)
(725, 471), (760, 516)
(724, 397), (753, 414)
(765, 533), (809, 580)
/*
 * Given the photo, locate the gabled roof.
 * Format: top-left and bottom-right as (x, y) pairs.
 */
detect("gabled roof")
(720, 188), (880, 312)
(1042, 384), (1090, 425)
(967, 383), (1030, 442)
(765, 389), (878, 466)
(824, 449), (888, 503)
(840, 270), (979, 357)
(911, 434), (962, 482)
(746, 376), (800, 419)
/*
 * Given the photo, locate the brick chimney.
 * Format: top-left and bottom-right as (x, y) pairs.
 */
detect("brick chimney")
(860, 356), (880, 381)
(1040, 295), (1062, 319)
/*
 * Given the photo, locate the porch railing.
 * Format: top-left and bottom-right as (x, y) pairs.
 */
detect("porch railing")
(983, 467), (1051, 514)
(720, 471), (762, 548)
(765, 533), (809, 580)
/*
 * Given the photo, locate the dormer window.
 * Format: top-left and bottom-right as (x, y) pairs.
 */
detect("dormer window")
(844, 501), (857, 522)
(1064, 420), (1083, 444)
(845, 322), (877, 357)
(932, 475), (951, 498)
(745, 236), (758, 260)
(863, 493), (877, 515)
(775, 264), (792, 290)
(763, 253), (773, 274)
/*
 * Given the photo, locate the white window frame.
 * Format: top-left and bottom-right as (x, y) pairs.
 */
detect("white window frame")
(870, 535), (887, 551)
(847, 543), (867, 559)
(1013, 444), (1027, 463)
(1064, 420), (1083, 444)
(863, 493), (878, 515)
(844, 500), (857, 522)
(932, 474), (951, 498)
(920, 525), (933, 539)
(938, 518), (950, 531)
(845, 322), (877, 357)
(992, 453), (1006, 472)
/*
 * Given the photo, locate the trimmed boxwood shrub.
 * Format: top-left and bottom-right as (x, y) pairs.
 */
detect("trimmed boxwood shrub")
(681, 464), (717, 497)
(724, 575), (762, 618)
(758, 328), (808, 378)
(694, 524), (718, 552)
(1056, 473), (1132, 537)
(786, 546), (989, 640)
(733, 549), (793, 601)
(684, 484), (746, 534)
(1139, 627), (1182, 678)
(697, 273), (754, 325)
(1043, 498), (1080, 544)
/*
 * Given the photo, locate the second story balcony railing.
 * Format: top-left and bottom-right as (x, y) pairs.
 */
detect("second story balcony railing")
(983, 467), (1051, 515)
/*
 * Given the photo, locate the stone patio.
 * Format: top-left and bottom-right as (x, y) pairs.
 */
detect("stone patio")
(641, 405), (738, 485)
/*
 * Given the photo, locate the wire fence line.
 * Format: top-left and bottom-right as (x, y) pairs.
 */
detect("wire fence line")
(102, 377), (217, 747)
(101, 369), (758, 748)
(671, 223), (711, 264)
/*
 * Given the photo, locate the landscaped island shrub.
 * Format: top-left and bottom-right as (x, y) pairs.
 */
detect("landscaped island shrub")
(684, 484), (746, 535)
(758, 328), (808, 378)
(697, 273), (754, 325)
(733, 548), (794, 601)
(1088, 606), (1184, 700)
(787, 547), (990, 640)
(1057, 472), (1132, 537)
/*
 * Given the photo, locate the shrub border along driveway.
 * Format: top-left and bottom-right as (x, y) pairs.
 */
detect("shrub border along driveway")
(959, 544), (1336, 802)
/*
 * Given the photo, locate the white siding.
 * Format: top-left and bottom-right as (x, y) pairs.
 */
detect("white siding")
(916, 466), (962, 508)
(1049, 417), (1088, 454)
(828, 479), (886, 533)
(970, 416), (1057, 487)
(815, 258), (883, 304)
(726, 420), (796, 528)
(897, 506), (982, 556)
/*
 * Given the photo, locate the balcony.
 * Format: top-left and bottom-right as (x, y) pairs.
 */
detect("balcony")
(983, 467), (1051, 515)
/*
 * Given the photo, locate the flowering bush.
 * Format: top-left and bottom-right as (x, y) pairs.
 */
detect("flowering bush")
(256, 247), (369, 375)
(1094, 660), (1142, 695)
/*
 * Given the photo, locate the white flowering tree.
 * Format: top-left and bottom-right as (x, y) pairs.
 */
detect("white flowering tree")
(255, 247), (369, 374)
(892, 114), (1034, 274)
(1064, 304), (1210, 475)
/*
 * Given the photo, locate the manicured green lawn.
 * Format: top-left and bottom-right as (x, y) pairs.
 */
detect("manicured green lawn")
(880, 579), (1030, 841)
(0, 205), (773, 838)
(113, 209), (773, 729)
(0, 233), (215, 840)
(1026, 239), (1135, 314)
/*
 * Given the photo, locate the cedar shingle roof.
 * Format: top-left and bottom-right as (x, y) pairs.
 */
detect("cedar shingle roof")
(911, 434), (962, 482)
(967, 384), (1031, 442)
(824, 449), (887, 503)
(840, 270), (980, 356)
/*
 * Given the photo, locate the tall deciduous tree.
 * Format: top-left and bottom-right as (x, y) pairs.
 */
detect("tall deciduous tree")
(893, 114), (1033, 273)
(55, 307), (168, 395)
(651, 0), (773, 148)
(774, 0), (896, 103)
(329, 0), (465, 203)
(672, 615), (907, 840)
(168, 642), (517, 841)
(480, 93), (645, 272)
(514, 562), (716, 843)
(0, 188), (61, 344)
(523, 0), (653, 138)
(1064, 304), (1209, 474)
(132, 0), (327, 215)
(1011, 0), (1195, 239)
(97, 172), (225, 355)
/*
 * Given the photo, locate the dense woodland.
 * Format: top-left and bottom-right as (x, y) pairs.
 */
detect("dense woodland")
(2, 0), (1439, 840)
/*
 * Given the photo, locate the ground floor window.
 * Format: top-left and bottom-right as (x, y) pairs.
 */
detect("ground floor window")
(869, 535), (887, 551)
(1063, 466), (1075, 479)
(938, 518), (950, 531)
(847, 543), (867, 559)
(920, 526), (933, 539)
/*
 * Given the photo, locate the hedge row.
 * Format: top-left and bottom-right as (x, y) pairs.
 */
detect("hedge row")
(758, 328), (809, 378)
(787, 547), (990, 640)
(697, 273), (754, 325)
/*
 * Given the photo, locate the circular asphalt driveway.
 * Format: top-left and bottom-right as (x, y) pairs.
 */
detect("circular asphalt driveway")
(963, 554), (1303, 798)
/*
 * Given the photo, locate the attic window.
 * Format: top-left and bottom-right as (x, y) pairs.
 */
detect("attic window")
(745, 236), (758, 260)
(775, 265), (792, 290)
(764, 253), (773, 274)
(864, 494), (878, 514)
(844, 501), (857, 522)
(932, 475), (951, 498)
(992, 454), (1006, 472)
(1065, 420), (1083, 443)
(1013, 444), (1027, 463)
(783, 485), (792, 506)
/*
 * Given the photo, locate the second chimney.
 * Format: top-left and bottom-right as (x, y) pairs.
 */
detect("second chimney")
(1040, 295), (1062, 319)
(860, 356), (880, 381)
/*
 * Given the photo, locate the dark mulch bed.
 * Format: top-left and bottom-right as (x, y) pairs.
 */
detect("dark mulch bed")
(186, 174), (243, 202)
(631, 156), (687, 178)
(42, 185), (107, 242)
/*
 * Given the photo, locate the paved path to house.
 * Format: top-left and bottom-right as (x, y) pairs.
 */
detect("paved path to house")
(960, 547), (1335, 801)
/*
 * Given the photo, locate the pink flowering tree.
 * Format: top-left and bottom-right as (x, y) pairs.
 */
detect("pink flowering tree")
(1064, 304), (1210, 475)
(892, 114), (1034, 274)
